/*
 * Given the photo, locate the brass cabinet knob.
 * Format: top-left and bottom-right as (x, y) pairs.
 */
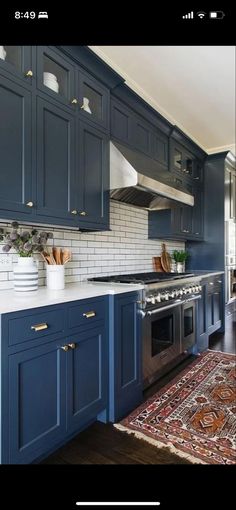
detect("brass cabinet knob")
(194, 232), (200, 235)
(68, 343), (76, 349)
(71, 98), (78, 104)
(61, 345), (69, 352)
(194, 177), (200, 180)
(25, 70), (33, 77)
(26, 201), (34, 207)
(71, 209), (78, 215)
(79, 211), (87, 216)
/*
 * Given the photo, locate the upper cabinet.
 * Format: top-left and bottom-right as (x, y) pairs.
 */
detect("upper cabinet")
(170, 138), (203, 183)
(0, 75), (33, 219)
(111, 96), (168, 167)
(37, 47), (109, 131)
(0, 46), (34, 88)
(0, 46), (110, 230)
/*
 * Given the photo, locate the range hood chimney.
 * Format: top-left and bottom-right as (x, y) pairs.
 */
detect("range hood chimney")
(109, 141), (194, 209)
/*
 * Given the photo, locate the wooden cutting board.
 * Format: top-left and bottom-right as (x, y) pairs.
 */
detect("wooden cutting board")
(152, 256), (164, 272)
(160, 243), (172, 272)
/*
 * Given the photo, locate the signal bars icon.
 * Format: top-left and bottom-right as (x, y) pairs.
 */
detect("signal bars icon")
(182, 11), (194, 19)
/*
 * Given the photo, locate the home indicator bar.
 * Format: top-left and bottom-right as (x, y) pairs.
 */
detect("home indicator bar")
(76, 504), (161, 507)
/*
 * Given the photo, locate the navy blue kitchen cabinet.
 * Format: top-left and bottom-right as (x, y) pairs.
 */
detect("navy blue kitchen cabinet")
(111, 97), (134, 147)
(169, 138), (203, 184)
(0, 45), (111, 230)
(67, 325), (108, 434)
(196, 279), (208, 352)
(207, 276), (224, 335)
(36, 96), (77, 226)
(7, 340), (67, 464)
(77, 68), (109, 132)
(0, 46), (34, 88)
(0, 75), (33, 220)
(109, 292), (143, 422)
(36, 46), (76, 111)
(77, 121), (109, 230)
(148, 183), (204, 241)
(0, 297), (108, 464)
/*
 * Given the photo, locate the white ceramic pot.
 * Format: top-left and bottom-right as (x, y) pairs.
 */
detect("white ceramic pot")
(82, 97), (92, 114)
(14, 257), (38, 292)
(0, 46), (6, 60)
(46, 265), (65, 290)
(176, 262), (185, 273)
(43, 72), (59, 93)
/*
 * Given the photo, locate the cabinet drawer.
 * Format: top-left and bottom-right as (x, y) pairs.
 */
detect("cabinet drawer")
(68, 299), (105, 330)
(7, 308), (66, 347)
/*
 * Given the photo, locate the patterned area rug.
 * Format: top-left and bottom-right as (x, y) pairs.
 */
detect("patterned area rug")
(115, 351), (236, 464)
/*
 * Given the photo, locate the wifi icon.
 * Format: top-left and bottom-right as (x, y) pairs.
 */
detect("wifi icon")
(197, 11), (206, 18)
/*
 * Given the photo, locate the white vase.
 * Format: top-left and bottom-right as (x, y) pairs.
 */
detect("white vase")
(81, 97), (92, 114)
(176, 262), (185, 273)
(14, 257), (38, 292)
(0, 46), (6, 60)
(46, 265), (65, 290)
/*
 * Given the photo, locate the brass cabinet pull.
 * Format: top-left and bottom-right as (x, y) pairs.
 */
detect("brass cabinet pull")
(194, 177), (200, 180)
(68, 343), (76, 349)
(26, 201), (34, 207)
(31, 323), (48, 332)
(217, 280), (222, 283)
(71, 98), (78, 104)
(182, 229), (189, 233)
(79, 211), (87, 216)
(194, 232), (200, 235)
(71, 209), (78, 215)
(61, 345), (69, 352)
(209, 282), (214, 285)
(83, 311), (96, 319)
(25, 70), (33, 77)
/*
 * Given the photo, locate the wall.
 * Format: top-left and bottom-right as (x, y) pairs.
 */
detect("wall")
(0, 201), (185, 290)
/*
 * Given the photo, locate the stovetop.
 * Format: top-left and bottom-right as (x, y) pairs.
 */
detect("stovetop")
(89, 272), (195, 284)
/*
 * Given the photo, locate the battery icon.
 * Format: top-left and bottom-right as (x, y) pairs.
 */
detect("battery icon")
(209, 11), (225, 19)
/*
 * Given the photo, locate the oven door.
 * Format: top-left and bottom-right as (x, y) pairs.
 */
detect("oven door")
(142, 301), (181, 386)
(181, 297), (199, 351)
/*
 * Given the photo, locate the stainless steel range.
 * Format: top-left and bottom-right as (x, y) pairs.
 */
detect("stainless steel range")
(89, 272), (203, 388)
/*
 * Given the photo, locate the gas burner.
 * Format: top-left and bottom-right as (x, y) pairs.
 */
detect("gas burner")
(89, 272), (195, 284)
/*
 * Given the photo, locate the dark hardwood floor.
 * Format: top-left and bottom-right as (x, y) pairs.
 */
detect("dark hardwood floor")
(42, 314), (236, 465)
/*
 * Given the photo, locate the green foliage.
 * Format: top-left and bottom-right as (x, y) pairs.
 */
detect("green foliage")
(172, 250), (189, 263)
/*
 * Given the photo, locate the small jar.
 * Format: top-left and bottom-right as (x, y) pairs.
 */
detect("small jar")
(46, 265), (65, 290)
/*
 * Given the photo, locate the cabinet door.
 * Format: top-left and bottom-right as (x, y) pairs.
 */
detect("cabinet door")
(0, 46), (33, 86)
(193, 159), (203, 183)
(192, 187), (204, 238)
(180, 205), (193, 236)
(36, 46), (75, 109)
(230, 171), (236, 220)
(77, 69), (109, 131)
(67, 325), (108, 433)
(110, 98), (134, 146)
(36, 97), (77, 224)
(77, 121), (109, 228)
(197, 282), (208, 352)
(133, 116), (152, 157)
(152, 129), (168, 167)
(110, 292), (142, 422)
(6, 341), (66, 464)
(0, 75), (33, 217)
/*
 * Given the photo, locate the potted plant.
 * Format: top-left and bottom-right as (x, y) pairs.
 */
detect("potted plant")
(0, 222), (53, 292)
(172, 250), (189, 273)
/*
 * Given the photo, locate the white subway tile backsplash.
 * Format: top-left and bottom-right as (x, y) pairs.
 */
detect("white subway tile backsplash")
(0, 201), (184, 289)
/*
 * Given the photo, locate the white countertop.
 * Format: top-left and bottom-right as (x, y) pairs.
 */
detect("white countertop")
(0, 282), (144, 314)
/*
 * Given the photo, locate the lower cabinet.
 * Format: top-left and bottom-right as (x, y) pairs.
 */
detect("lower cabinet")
(207, 277), (224, 335)
(1, 298), (108, 464)
(109, 292), (143, 422)
(196, 275), (224, 353)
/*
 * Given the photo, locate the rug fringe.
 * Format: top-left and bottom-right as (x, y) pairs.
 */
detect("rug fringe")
(114, 423), (206, 464)
(207, 349), (236, 356)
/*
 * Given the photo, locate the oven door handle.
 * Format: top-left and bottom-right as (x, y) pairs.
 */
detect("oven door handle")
(184, 295), (202, 303)
(146, 300), (182, 316)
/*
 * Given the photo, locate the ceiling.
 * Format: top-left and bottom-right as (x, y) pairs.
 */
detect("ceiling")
(90, 46), (235, 155)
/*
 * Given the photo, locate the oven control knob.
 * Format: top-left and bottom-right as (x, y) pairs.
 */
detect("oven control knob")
(191, 286), (196, 292)
(183, 288), (188, 294)
(155, 293), (161, 303)
(160, 293), (166, 301)
(146, 296), (153, 303)
(169, 290), (175, 298)
(198, 285), (202, 292)
(178, 289), (183, 296)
